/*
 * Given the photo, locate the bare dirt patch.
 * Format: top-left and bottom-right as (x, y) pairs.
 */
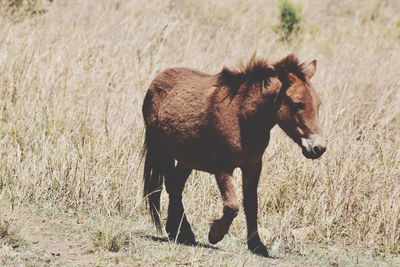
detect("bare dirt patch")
(0, 201), (96, 266)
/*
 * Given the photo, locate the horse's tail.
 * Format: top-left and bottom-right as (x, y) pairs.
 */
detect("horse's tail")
(142, 131), (164, 231)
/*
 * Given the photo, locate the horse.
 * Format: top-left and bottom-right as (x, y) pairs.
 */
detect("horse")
(142, 54), (326, 257)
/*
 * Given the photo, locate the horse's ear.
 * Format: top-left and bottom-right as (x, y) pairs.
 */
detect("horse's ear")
(304, 60), (317, 79)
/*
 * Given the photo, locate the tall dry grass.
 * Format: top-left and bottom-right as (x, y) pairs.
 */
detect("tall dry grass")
(0, 0), (399, 255)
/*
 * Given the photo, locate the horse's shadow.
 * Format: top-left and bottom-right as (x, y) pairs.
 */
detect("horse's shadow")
(138, 234), (278, 259)
(138, 234), (218, 250)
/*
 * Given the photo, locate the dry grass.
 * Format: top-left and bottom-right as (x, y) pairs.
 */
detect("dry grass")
(0, 219), (21, 248)
(0, 0), (399, 262)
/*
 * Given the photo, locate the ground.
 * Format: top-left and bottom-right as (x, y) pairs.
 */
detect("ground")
(1, 199), (398, 266)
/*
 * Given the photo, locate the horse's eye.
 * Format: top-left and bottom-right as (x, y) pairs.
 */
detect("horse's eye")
(293, 103), (305, 111)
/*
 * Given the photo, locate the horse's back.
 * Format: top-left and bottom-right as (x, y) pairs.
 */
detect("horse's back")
(149, 67), (211, 93)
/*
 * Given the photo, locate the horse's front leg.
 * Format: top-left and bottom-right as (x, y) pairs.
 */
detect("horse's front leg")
(242, 161), (269, 257)
(208, 172), (239, 244)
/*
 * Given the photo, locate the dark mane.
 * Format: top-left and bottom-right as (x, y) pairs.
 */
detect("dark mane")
(273, 54), (307, 86)
(218, 56), (275, 94)
(218, 54), (307, 97)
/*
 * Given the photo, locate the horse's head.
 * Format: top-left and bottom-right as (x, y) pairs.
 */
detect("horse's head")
(273, 58), (326, 159)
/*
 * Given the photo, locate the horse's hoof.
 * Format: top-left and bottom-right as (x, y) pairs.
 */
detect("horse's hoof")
(208, 229), (218, 244)
(168, 232), (197, 245)
(208, 219), (227, 244)
(167, 226), (196, 245)
(178, 231), (197, 245)
(248, 242), (269, 257)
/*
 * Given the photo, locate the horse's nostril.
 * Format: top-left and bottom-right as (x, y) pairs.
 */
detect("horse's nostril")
(314, 145), (326, 155)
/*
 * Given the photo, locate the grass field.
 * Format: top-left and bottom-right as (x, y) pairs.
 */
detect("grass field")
(0, 0), (399, 266)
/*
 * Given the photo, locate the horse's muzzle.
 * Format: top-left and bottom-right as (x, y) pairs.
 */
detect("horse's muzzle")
(301, 136), (326, 159)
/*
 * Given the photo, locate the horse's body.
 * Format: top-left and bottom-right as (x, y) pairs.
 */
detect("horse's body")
(144, 68), (270, 173)
(142, 54), (326, 257)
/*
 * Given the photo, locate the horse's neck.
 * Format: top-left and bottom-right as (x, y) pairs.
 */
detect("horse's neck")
(236, 105), (274, 158)
(237, 92), (277, 135)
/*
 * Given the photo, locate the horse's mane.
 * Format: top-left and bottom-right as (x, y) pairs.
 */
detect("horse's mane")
(273, 53), (307, 85)
(218, 54), (307, 96)
(218, 56), (274, 93)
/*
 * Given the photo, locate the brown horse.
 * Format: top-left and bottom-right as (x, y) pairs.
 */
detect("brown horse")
(142, 54), (326, 257)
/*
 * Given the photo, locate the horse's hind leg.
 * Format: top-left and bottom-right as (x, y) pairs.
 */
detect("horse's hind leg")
(164, 162), (195, 245)
(208, 172), (239, 244)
